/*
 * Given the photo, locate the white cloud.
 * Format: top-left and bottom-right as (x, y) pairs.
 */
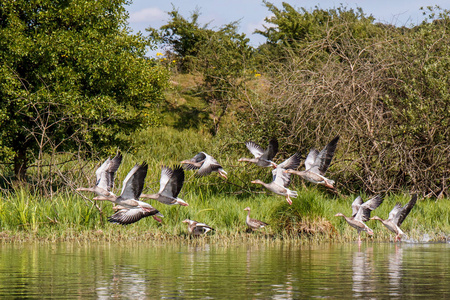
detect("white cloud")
(129, 7), (167, 23)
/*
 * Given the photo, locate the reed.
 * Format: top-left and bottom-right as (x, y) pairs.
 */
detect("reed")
(0, 186), (448, 243)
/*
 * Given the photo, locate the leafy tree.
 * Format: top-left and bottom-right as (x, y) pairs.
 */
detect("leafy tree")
(147, 7), (209, 70)
(240, 3), (450, 196)
(0, 0), (169, 181)
(255, 1), (379, 55)
(148, 8), (254, 134)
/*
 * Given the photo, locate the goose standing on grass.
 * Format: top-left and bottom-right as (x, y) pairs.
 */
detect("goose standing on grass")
(180, 152), (228, 179)
(285, 136), (339, 189)
(182, 219), (214, 236)
(238, 138), (278, 168)
(76, 153), (122, 196)
(140, 165), (188, 206)
(335, 195), (384, 245)
(244, 207), (268, 231)
(251, 152), (302, 205)
(371, 194), (418, 242)
(93, 162), (163, 225)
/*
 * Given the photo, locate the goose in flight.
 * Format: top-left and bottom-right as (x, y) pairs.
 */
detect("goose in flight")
(238, 138), (278, 168)
(371, 194), (417, 242)
(285, 136), (339, 189)
(244, 207), (268, 231)
(93, 162), (163, 225)
(107, 204), (163, 225)
(140, 165), (188, 206)
(181, 152), (227, 179)
(335, 195), (383, 245)
(251, 152), (302, 205)
(76, 153), (122, 196)
(182, 219), (214, 236)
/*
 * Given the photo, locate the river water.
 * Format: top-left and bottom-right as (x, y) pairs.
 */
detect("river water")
(0, 241), (448, 299)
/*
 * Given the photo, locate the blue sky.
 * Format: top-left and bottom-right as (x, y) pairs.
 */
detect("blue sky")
(125, 0), (449, 56)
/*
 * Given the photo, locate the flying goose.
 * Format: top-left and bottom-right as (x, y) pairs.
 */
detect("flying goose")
(251, 152), (302, 205)
(107, 205), (163, 225)
(244, 207), (268, 231)
(370, 194), (418, 242)
(180, 152), (227, 179)
(93, 162), (163, 225)
(285, 136), (339, 189)
(140, 165), (188, 206)
(76, 153), (122, 196)
(238, 138), (278, 168)
(335, 195), (384, 245)
(182, 219), (214, 236)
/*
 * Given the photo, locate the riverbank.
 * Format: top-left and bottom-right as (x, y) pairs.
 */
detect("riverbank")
(1, 188), (448, 243)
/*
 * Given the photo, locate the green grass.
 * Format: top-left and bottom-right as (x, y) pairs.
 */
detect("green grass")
(0, 126), (449, 243)
(0, 182), (448, 243)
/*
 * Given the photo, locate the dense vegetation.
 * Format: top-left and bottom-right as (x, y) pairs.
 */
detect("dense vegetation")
(0, 1), (449, 241)
(0, 127), (449, 243)
(149, 3), (450, 197)
(0, 0), (169, 181)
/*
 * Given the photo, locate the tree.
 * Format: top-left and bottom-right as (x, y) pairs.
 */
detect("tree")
(147, 8), (254, 134)
(255, 1), (378, 58)
(146, 7), (209, 71)
(0, 0), (169, 181)
(239, 4), (450, 196)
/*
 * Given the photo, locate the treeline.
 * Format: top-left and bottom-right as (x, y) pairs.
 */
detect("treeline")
(149, 3), (450, 197)
(0, 0), (169, 183)
(1, 1), (449, 198)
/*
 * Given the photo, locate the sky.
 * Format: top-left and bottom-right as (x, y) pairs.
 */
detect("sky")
(125, 0), (449, 56)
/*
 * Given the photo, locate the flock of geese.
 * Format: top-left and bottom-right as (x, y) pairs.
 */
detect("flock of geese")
(76, 135), (417, 243)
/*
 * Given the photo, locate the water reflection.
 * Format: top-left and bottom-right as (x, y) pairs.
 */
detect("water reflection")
(388, 244), (403, 297)
(352, 246), (375, 297)
(97, 265), (148, 299)
(0, 242), (448, 298)
(271, 272), (294, 300)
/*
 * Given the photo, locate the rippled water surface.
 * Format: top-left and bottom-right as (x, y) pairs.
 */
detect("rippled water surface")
(0, 242), (448, 298)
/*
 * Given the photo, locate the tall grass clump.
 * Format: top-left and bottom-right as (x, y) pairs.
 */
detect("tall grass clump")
(0, 189), (104, 234)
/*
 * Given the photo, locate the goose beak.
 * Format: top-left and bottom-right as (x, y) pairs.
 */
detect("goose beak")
(325, 182), (335, 189)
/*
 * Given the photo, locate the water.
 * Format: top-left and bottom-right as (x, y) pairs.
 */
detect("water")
(0, 242), (448, 299)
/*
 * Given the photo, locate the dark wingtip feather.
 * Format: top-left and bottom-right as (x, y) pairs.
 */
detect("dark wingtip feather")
(114, 152), (123, 160)
(397, 194), (418, 226)
(330, 135), (340, 145)
(269, 138), (279, 152)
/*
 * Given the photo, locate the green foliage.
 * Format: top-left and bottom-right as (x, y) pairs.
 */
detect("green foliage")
(235, 4), (450, 195)
(148, 8), (255, 134)
(1, 186), (448, 242)
(256, 2), (378, 53)
(147, 7), (207, 66)
(0, 126), (448, 242)
(0, 0), (169, 180)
